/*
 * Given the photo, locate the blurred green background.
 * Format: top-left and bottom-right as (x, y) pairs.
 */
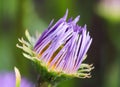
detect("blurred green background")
(0, 0), (120, 87)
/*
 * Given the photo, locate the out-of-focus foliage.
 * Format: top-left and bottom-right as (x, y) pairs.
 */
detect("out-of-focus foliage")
(96, 0), (120, 22)
(0, 0), (120, 87)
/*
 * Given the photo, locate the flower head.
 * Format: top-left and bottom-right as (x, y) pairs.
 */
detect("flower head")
(17, 10), (94, 82)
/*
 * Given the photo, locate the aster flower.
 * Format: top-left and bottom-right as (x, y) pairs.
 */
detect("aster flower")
(17, 10), (94, 86)
(0, 71), (33, 87)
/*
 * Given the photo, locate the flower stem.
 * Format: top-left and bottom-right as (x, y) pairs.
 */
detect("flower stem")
(48, 84), (51, 87)
(36, 82), (55, 87)
(36, 75), (56, 87)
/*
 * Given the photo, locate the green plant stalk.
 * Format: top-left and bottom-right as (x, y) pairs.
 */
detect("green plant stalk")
(36, 76), (57, 87)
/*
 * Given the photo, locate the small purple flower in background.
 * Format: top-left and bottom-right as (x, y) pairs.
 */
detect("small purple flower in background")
(0, 72), (33, 87)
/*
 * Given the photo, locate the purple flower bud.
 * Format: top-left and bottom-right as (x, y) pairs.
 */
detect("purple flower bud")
(34, 10), (92, 75)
